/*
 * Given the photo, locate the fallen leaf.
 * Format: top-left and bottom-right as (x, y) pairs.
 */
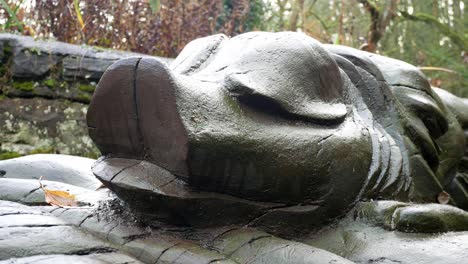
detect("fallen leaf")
(39, 176), (78, 207)
(43, 188), (78, 207)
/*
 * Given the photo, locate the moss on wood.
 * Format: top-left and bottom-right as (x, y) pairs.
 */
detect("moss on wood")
(0, 151), (22, 160)
(43, 78), (57, 88)
(78, 83), (96, 93)
(12, 81), (35, 92)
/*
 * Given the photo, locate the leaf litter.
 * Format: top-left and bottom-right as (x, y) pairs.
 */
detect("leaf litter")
(39, 176), (78, 207)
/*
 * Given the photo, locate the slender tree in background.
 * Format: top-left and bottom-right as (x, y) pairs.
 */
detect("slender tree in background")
(357, 0), (397, 52)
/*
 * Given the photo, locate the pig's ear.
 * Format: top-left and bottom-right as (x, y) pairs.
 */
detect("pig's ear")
(222, 33), (347, 123)
(171, 34), (228, 75)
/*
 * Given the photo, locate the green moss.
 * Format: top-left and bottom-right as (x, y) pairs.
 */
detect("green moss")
(12, 81), (35, 92)
(84, 151), (100, 159)
(29, 146), (55, 155)
(78, 83), (96, 93)
(43, 78), (56, 88)
(78, 92), (92, 102)
(0, 151), (22, 160)
(63, 99), (72, 106)
(92, 45), (108, 52)
(1, 44), (12, 77)
(28, 47), (42, 55)
(3, 42), (13, 59)
(0, 94), (6, 100)
(0, 65), (7, 76)
(3, 44), (12, 55)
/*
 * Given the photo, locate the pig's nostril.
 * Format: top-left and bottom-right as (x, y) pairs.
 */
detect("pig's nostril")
(134, 58), (189, 177)
(87, 57), (145, 159)
(87, 57), (189, 177)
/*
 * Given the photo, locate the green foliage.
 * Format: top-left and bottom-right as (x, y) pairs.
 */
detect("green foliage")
(84, 151), (99, 159)
(0, 0), (24, 32)
(400, 11), (466, 51)
(380, 0), (467, 97)
(73, 0), (84, 30)
(29, 146), (55, 155)
(258, 0), (467, 97)
(77, 92), (91, 102)
(78, 83), (95, 93)
(0, 44), (13, 77)
(3, 44), (12, 54)
(28, 47), (42, 55)
(0, 151), (21, 160)
(12, 81), (35, 92)
(0, 65), (7, 76)
(0, 148), (56, 160)
(43, 79), (56, 88)
(216, 0), (269, 34)
(245, 0), (269, 31)
(149, 0), (160, 13)
(0, 0), (465, 97)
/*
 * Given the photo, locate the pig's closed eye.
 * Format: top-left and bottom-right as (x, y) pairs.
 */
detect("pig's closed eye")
(224, 73), (347, 124)
(236, 93), (312, 122)
(224, 78), (300, 120)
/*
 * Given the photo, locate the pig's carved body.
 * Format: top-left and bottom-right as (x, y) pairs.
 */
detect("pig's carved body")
(1, 32), (468, 263)
(87, 32), (468, 235)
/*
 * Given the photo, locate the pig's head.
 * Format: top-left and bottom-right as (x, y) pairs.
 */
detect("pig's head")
(87, 32), (467, 232)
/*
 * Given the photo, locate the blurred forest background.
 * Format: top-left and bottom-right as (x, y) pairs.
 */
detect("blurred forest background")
(0, 0), (466, 97)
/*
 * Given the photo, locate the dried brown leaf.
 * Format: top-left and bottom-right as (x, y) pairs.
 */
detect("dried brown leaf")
(43, 188), (78, 207)
(39, 176), (78, 207)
